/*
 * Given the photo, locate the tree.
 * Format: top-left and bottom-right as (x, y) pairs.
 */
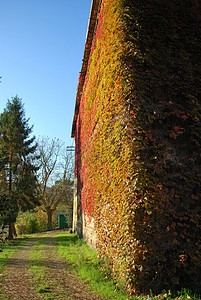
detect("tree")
(37, 137), (74, 229)
(0, 194), (17, 226)
(0, 96), (39, 238)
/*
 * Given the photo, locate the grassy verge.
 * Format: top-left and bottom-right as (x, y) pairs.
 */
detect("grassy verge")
(57, 233), (128, 299)
(57, 232), (201, 300)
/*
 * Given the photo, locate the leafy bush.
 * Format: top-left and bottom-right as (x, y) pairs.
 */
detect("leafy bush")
(16, 207), (46, 234)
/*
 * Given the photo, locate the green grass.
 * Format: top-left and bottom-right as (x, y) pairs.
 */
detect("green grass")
(57, 232), (201, 300)
(0, 237), (28, 271)
(28, 237), (47, 282)
(28, 235), (56, 299)
(57, 233), (139, 299)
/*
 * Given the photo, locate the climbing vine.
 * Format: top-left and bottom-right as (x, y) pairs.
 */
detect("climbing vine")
(74, 0), (201, 294)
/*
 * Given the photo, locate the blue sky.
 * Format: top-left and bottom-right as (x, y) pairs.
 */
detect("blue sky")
(0, 0), (92, 146)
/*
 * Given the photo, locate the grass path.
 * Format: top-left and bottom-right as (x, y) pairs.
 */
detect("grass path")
(0, 237), (42, 300)
(0, 231), (102, 300)
(0, 232), (199, 300)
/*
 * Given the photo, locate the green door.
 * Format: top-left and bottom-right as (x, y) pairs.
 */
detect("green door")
(58, 214), (67, 228)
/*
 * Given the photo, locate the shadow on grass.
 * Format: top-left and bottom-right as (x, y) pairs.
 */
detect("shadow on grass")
(1, 257), (68, 270)
(55, 233), (80, 244)
(0, 232), (77, 271)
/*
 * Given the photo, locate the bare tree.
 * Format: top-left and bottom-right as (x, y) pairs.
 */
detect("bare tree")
(37, 137), (74, 229)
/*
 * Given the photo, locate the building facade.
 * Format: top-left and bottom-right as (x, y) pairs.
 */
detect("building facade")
(72, 0), (201, 294)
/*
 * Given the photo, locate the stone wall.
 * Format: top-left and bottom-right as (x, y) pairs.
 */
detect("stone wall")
(72, 176), (96, 249)
(82, 216), (96, 249)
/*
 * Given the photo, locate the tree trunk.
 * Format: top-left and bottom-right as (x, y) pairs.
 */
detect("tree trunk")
(8, 222), (17, 239)
(8, 151), (16, 239)
(46, 207), (53, 230)
(9, 151), (13, 193)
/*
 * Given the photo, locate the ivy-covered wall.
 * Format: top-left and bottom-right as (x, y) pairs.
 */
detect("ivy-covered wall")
(73, 0), (201, 294)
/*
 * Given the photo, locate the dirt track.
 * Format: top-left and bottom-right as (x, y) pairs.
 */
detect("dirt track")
(0, 232), (102, 300)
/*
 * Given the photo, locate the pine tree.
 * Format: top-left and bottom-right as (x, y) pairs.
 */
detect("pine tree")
(0, 96), (39, 238)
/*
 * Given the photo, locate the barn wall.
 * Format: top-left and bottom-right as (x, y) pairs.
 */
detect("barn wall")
(73, 0), (201, 294)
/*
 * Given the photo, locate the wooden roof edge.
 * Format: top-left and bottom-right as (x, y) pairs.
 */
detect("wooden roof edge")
(71, 0), (101, 138)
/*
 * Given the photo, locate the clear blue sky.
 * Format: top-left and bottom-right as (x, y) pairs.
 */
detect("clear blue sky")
(0, 0), (92, 146)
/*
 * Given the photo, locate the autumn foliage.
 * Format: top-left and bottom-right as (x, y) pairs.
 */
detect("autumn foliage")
(74, 0), (201, 294)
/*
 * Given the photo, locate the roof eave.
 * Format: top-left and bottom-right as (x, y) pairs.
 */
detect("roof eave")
(71, 0), (101, 138)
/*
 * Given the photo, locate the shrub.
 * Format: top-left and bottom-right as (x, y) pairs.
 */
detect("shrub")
(16, 207), (46, 234)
